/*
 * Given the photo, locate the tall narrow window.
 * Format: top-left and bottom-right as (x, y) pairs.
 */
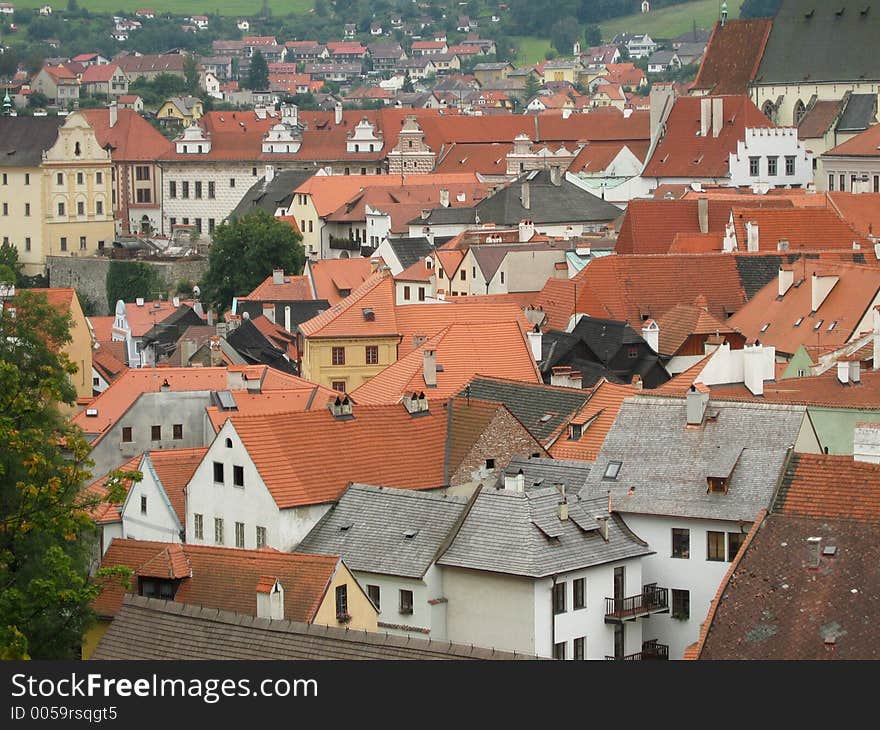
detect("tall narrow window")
(672, 528), (690, 558)
(332, 346), (345, 365)
(573, 578), (585, 609)
(336, 584), (349, 618)
(194, 513), (204, 540)
(399, 589), (413, 614)
(233, 465), (244, 487)
(367, 584), (380, 610)
(365, 345), (379, 364)
(256, 526), (267, 548)
(213, 461), (224, 483)
(672, 589), (690, 619)
(151, 425), (161, 441)
(553, 582), (566, 614)
(235, 521), (245, 548)
(573, 637), (585, 660)
(707, 531), (725, 561)
(728, 531), (746, 561)
(214, 517), (224, 545)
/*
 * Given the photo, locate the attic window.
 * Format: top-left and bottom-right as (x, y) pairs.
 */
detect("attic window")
(827, 321), (838, 331)
(603, 461), (622, 480)
(569, 423), (583, 441)
(539, 414), (553, 423)
(403, 529), (419, 539)
(339, 521), (354, 532)
(813, 320), (824, 331)
(707, 476), (728, 494)
(794, 317), (804, 327)
(85, 408), (98, 417)
(760, 323), (770, 333)
(362, 308), (375, 321)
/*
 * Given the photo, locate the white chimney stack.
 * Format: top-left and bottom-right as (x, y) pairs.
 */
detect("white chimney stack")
(504, 469), (525, 492)
(335, 102), (343, 125)
(423, 348), (437, 387)
(521, 180), (530, 210)
(595, 515), (609, 541)
(284, 305), (292, 333)
(746, 221), (759, 252)
(686, 385), (710, 425)
(262, 303), (275, 324)
(527, 325), (543, 361)
(256, 578), (285, 620)
(778, 267), (794, 298)
(265, 164), (275, 183)
(807, 537), (822, 569)
(854, 423), (880, 463)
(700, 97), (711, 137)
(439, 188), (449, 208)
(697, 197), (709, 234)
(712, 97), (723, 138)
(743, 342), (765, 396)
(109, 101), (118, 128)
(850, 359), (861, 384)
(873, 306), (880, 370)
(811, 273), (839, 313)
(642, 319), (659, 354)
(519, 218), (535, 241)
(837, 360), (851, 385)
(272, 269), (284, 285)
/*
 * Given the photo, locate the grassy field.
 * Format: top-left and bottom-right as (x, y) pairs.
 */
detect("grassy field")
(600, 0), (745, 41)
(12, 0), (314, 15)
(511, 36), (553, 65)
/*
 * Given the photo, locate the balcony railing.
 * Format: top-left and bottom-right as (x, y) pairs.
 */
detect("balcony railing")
(605, 640), (669, 661)
(604, 585), (669, 623)
(328, 236), (362, 251)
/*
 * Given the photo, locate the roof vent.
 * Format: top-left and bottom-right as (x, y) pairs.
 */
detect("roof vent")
(339, 521), (354, 532)
(329, 395), (354, 418)
(136, 297), (144, 306)
(404, 529), (419, 539)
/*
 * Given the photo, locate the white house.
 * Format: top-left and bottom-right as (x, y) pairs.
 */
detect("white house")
(200, 70), (222, 99)
(297, 484), (471, 639)
(237, 18), (250, 31)
(0, 3), (14, 15)
(39, 4), (52, 15)
(581, 392), (821, 659)
(728, 127), (814, 188)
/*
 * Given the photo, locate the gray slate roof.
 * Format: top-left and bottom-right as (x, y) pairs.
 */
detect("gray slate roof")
(458, 376), (589, 443)
(756, 1), (880, 84)
(438, 486), (651, 578)
(296, 484), (469, 579)
(0, 116), (63, 167)
(581, 397), (806, 522)
(500, 456), (592, 494)
(386, 236), (440, 270)
(93, 595), (539, 659)
(836, 93), (877, 133)
(230, 169), (314, 219)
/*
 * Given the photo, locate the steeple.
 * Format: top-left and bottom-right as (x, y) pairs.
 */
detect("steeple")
(2, 89), (12, 116)
(721, 1), (728, 26)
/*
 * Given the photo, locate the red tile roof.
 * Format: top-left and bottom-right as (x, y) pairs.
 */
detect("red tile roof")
(81, 454), (142, 525)
(117, 54), (185, 75)
(227, 404), (449, 508)
(240, 272), (314, 302)
(81, 63), (121, 83)
(81, 108), (173, 162)
(777, 453), (880, 522)
(94, 539), (340, 621)
(146, 447), (208, 524)
(307, 257), (375, 305)
(828, 193), (880, 239)
(656, 296), (742, 355)
(350, 321), (542, 404)
(93, 345), (128, 384)
(568, 140), (650, 173)
(692, 19), (773, 95)
(729, 206), (870, 252)
(825, 123), (880, 157)
(709, 368), (880, 409)
(643, 95), (773, 178)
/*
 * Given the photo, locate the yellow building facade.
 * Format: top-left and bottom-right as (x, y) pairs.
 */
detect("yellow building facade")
(313, 562), (379, 632)
(301, 335), (400, 392)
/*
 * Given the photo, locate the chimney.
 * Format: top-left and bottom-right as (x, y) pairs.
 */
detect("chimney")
(439, 188), (449, 208)
(743, 341), (765, 396)
(850, 358), (861, 384)
(595, 514), (609, 541)
(632, 375), (643, 390)
(519, 218), (535, 241)
(136, 297), (145, 307)
(521, 180), (530, 210)
(504, 469), (525, 493)
(697, 197), (709, 234)
(423, 349), (437, 387)
(262, 303), (275, 324)
(712, 97), (723, 138)
(527, 324), (542, 361)
(641, 319), (659, 354)
(854, 422), (880, 463)
(265, 164), (275, 183)
(550, 165), (562, 186)
(807, 537), (822, 569)
(403, 391), (429, 414)
(873, 307), (880, 371)
(109, 101), (118, 128)
(777, 238), (789, 252)
(557, 485), (568, 521)
(329, 395), (354, 417)
(811, 273), (839, 312)
(837, 360), (850, 385)
(272, 269), (285, 285)
(172, 296), (180, 308)
(686, 384), (710, 425)
(746, 221), (759, 252)
(700, 97), (711, 137)
(335, 102), (343, 125)
(207, 309), (215, 327)
(256, 577), (285, 620)
(778, 267), (794, 297)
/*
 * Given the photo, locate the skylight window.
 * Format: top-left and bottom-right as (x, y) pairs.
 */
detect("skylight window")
(339, 521), (354, 532)
(813, 320), (824, 331)
(404, 529), (419, 539)
(794, 317), (804, 327)
(760, 323), (770, 333)
(828, 321), (838, 331)
(603, 461), (622, 480)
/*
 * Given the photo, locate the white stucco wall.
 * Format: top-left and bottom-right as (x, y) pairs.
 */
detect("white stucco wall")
(161, 161), (259, 233)
(728, 128), (813, 188)
(119, 456), (183, 543)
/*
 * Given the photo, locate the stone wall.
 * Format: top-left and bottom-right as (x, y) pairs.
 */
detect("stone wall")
(47, 255), (209, 315)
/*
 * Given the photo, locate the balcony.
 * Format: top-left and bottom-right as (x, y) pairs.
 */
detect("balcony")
(328, 236), (362, 251)
(604, 585), (669, 623)
(605, 640), (669, 661)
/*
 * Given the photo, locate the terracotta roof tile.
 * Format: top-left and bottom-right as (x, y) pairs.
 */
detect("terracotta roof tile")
(240, 272), (314, 302)
(825, 122), (880, 157)
(656, 297), (742, 355)
(307, 257), (374, 305)
(729, 206), (870, 252)
(146, 448), (208, 524)
(93, 539), (339, 622)
(828, 192), (880, 239)
(81, 108), (173, 162)
(692, 19), (773, 95)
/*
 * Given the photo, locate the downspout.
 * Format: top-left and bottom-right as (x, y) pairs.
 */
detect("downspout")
(550, 573), (558, 657)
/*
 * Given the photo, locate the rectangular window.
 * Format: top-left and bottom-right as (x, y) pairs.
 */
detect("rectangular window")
(460, 269), (466, 281)
(707, 530), (725, 561)
(2, 203), (6, 215)
(828, 174), (835, 191)
(214, 517), (224, 545)
(79, 236), (86, 250)
(195, 181), (203, 199)
(573, 578), (585, 609)
(208, 181), (215, 198)
(672, 528), (690, 559)
(172, 424), (183, 440)
(614, 623), (625, 659)
(235, 521), (245, 548)
(256, 526), (267, 548)
(418, 287), (425, 301)
(150, 425), (161, 441)
(96, 172), (103, 185)
(24, 203), (30, 216)
(2, 173), (6, 184)
(122, 426), (132, 442)
(553, 642), (566, 660)
(96, 200), (104, 215)
(749, 156), (759, 176)
(60, 237), (67, 251)
(332, 346), (345, 365)
(671, 589), (690, 620)
(573, 637), (585, 660)
(785, 156), (796, 176)
(140, 495), (147, 514)
(182, 181), (189, 199)
(840, 174), (846, 191)
(25, 238), (31, 252)
(76, 172), (84, 185)
(767, 156), (778, 176)
(57, 172), (64, 185)
(728, 531), (746, 561)
(24, 173), (29, 185)
(213, 461), (224, 483)
(195, 218), (202, 233)
(230, 178), (236, 188)
(58, 202), (65, 216)
(365, 345), (379, 364)
(332, 381), (346, 392)
(169, 181), (177, 198)
(194, 513), (203, 540)
(135, 189), (151, 203)
(170, 217), (177, 227)
(233, 465), (244, 487)
(403, 285), (411, 300)
(135, 165), (150, 181)
(553, 581), (566, 614)
(208, 218), (216, 233)
(367, 584), (380, 610)
(399, 589), (414, 614)
(308, 220), (313, 233)
(336, 584), (349, 616)
(875, 175), (880, 194)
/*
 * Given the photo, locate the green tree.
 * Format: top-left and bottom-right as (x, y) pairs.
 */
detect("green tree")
(184, 54), (200, 95)
(0, 291), (135, 659)
(200, 210), (305, 313)
(247, 50), (269, 91)
(105, 260), (163, 310)
(314, 0), (328, 17)
(584, 24), (602, 48)
(522, 73), (542, 105)
(0, 241), (23, 286)
(550, 16), (581, 56)
(27, 91), (49, 109)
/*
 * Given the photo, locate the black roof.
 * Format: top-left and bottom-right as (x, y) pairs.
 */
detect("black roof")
(457, 376), (589, 442)
(229, 170), (314, 220)
(236, 299), (329, 331)
(386, 236), (451, 270)
(0, 116), (64, 167)
(756, 1), (880, 84)
(837, 93), (877, 133)
(140, 306), (205, 355)
(225, 318), (298, 375)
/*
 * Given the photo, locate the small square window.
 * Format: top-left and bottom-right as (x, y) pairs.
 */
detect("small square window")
(233, 465), (244, 487)
(213, 461), (224, 483)
(173, 424), (183, 440)
(150, 425), (161, 441)
(603, 461), (622, 480)
(121, 426), (132, 443)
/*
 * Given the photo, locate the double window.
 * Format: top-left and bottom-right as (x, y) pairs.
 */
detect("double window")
(707, 531), (726, 561)
(214, 517), (224, 545)
(235, 521), (245, 548)
(194, 513), (204, 540)
(365, 345), (379, 365)
(256, 526), (267, 548)
(671, 528), (690, 559)
(332, 346), (345, 365)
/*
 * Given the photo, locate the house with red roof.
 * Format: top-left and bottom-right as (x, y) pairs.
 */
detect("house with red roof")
(820, 123), (880, 194)
(81, 63), (128, 98)
(32, 63), (79, 104)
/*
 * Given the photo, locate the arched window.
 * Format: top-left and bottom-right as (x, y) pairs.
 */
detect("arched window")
(74, 142), (81, 157)
(761, 100), (775, 122)
(793, 99), (806, 126)
(225, 438), (233, 448)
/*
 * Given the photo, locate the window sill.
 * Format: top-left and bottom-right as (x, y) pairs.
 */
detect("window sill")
(399, 609), (413, 616)
(671, 554), (690, 559)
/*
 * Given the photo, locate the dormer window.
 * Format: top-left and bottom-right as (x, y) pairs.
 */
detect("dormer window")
(707, 476), (728, 494)
(813, 320), (824, 331)
(569, 423), (583, 440)
(603, 461), (622, 480)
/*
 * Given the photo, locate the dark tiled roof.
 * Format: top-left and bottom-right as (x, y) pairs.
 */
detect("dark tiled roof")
(692, 19), (772, 95)
(756, 2), (880, 85)
(836, 93), (877, 133)
(499, 456), (592, 493)
(226, 318), (297, 374)
(457, 376), (589, 443)
(93, 595), (540, 659)
(230, 170), (315, 219)
(387, 237), (437, 270)
(0, 117), (63, 166)
(236, 300), (329, 330)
